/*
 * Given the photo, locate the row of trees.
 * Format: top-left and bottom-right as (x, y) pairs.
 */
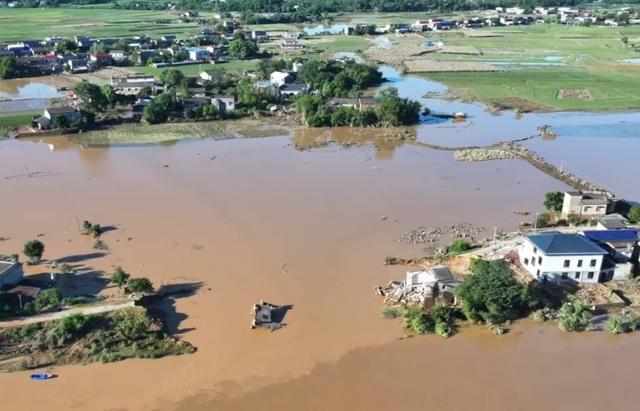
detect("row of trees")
(0, 57), (21, 80)
(294, 87), (421, 127)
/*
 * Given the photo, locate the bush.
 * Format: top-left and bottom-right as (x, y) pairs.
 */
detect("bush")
(606, 315), (625, 335)
(111, 309), (151, 339)
(434, 321), (452, 338)
(557, 300), (593, 332)
(626, 311), (640, 331)
(567, 213), (582, 227)
(62, 296), (87, 306)
(51, 313), (90, 345)
(34, 288), (62, 311)
(447, 239), (471, 255)
(535, 213), (551, 228)
(126, 277), (154, 294)
(456, 259), (534, 324)
(628, 204), (640, 224)
(401, 305), (434, 335)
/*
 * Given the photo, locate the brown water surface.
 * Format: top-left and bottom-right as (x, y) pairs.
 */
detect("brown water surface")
(0, 130), (613, 411)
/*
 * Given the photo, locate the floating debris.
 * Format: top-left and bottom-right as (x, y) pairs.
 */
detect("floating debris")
(376, 265), (460, 308)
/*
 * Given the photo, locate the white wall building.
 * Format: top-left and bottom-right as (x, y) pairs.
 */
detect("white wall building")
(561, 191), (611, 218)
(519, 232), (609, 283)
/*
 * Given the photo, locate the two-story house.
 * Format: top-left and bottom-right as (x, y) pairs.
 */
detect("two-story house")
(561, 191), (612, 219)
(519, 232), (608, 283)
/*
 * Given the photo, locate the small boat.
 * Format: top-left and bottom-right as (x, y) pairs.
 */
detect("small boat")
(30, 373), (55, 380)
(452, 111), (467, 118)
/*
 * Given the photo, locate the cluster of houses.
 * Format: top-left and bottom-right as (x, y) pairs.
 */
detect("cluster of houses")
(518, 191), (639, 284)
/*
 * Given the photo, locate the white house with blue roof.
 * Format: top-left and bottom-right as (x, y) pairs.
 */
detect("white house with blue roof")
(519, 232), (610, 283)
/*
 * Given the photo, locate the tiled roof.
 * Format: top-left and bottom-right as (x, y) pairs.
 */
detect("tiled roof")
(526, 232), (607, 256)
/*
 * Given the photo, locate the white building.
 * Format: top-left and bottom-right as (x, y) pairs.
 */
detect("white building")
(561, 191), (611, 219)
(519, 232), (609, 283)
(270, 71), (292, 86)
(185, 47), (209, 61)
(211, 96), (235, 112)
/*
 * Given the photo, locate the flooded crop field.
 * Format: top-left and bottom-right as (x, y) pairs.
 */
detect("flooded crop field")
(1, 64), (639, 411)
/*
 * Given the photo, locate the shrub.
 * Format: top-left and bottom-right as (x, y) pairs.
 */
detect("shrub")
(435, 321), (452, 338)
(447, 239), (471, 255)
(567, 213), (582, 226)
(535, 213), (551, 228)
(110, 266), (130, 289)
(111, 309), (150, 339)
(34, 288), (62, 311)
(628, 205), (640, 224)
(626, 311), (640, 331)
(51, 313), (89, 345)
(606, 315), (625, 335)
(126, 277), (154, 294)
(401, 305), (434, 335)
(557, 300), (593, 332)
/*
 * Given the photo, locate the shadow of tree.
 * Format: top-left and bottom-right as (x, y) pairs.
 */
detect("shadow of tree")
(56, 252), (107, 264)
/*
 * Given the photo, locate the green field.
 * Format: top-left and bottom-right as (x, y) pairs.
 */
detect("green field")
(0, 8), (200, 41)
(416, 24), (640, 111)
(0, 110), (38, 127)
(130, 59), (261, 77)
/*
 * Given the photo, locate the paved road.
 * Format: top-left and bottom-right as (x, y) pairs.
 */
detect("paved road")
(0, 300), (136, 329)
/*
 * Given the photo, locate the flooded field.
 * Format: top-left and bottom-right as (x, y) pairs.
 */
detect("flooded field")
(0, 64), (639, 410)
(0, 129), (569, 410)
(0, 80), (64, 113)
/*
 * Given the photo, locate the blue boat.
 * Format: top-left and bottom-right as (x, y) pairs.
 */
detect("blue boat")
(30, 373), (55, 380)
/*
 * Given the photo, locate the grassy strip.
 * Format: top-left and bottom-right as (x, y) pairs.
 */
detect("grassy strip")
(0, 307), (195, 372)
(0, 111), (38, 128)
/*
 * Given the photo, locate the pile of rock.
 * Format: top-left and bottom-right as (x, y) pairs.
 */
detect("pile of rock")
(454, 148), (519, 162)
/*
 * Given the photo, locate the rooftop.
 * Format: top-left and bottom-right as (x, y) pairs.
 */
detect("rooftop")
(46, 106), (78, 115)
(526, 232), (607, 256)
(0, 260), (17, 276)
(582, 229), (639, 243)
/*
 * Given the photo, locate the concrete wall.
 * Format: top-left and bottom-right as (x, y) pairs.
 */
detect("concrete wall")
(519, 240), (603, 284)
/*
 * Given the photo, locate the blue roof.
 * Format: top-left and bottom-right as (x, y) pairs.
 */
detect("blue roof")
(526, 232), (607, 256)
(582, 229), (639, 243)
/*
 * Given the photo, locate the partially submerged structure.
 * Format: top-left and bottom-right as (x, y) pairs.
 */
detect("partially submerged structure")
(377, 265), (460, 308)
(250, 300), (289, 330)
(0, 259), (23, 288)
(561, 191), (612, 219)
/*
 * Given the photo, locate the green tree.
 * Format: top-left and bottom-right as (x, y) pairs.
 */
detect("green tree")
(228, 33), (258, 59)
(567, 213), (582, 227)
(51, 313), (89, 345)
(126, 277), (154, 294)
(376, 87), (420, 126)
(23, 240), (45, 264)
(606, 315), (625, 335)
(73, 82), (108, 113)
(159, 68), (186, 88)
(628, 204), (640, 224)
(544, 191), (564, 212)
(102, 84), (117, 107)
(455, 259), (533, 324)
(54, 39), (78, 54)
(0, 56), (20, 79)
(110, 266), (130, 289)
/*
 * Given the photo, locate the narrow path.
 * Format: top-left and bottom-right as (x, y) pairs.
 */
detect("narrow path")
(0, 300), (136, 329)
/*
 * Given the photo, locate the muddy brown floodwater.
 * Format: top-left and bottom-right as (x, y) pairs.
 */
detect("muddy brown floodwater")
(0, 129), (634, 411)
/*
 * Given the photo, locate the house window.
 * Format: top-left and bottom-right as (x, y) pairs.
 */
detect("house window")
(533, 247), (537, 254)
(575, 272), (580, 279)
(587, 272), (594, 280)
(538, 256), (543, 265)
(590, 259), (597, 267)
(536, 270), (540, 278)
(562, 272), (568, 278)
(524, 258), (529, 265)
(577, 260), (583, 268)
(563, 259), (570, 268)
(531, 258), (536, 266)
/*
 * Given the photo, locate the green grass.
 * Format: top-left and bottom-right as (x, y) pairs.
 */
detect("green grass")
(0, 8), (199, 41)
(0, 111), (38, 127)
(414, 24), (640, 111)
(130, 59), (261, 77)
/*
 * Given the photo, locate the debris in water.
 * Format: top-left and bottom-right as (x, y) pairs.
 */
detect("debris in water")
(250, 300), (289, 330)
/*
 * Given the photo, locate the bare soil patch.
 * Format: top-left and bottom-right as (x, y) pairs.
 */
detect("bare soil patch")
(488, 97), (555, 112)
(404, 59), (500, 73)
(556, 88), (592, 100)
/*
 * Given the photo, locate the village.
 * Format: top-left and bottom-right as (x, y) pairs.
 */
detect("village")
(377, 189), (640, 336)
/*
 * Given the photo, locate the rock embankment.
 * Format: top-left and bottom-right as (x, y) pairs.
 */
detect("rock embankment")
(499, 143), (612, 196)
(453, 148), (519, 162)
(398, 224), (486, 245)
